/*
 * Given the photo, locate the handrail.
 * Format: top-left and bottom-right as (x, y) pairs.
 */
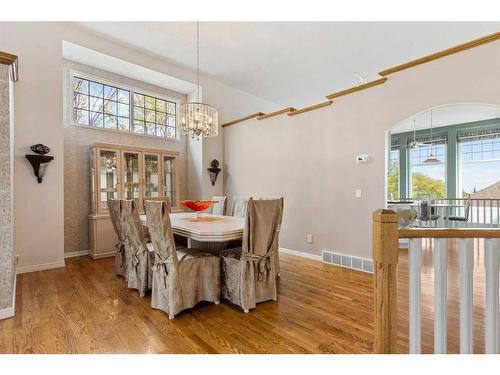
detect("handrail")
(399, 228), (500, 239)
(0, 50), (18, 82)
(373, 208), (500, 354)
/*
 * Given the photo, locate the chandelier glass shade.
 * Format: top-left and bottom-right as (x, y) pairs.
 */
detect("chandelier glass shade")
(179, 101), (218, 139)
(179, 22), (219, 140)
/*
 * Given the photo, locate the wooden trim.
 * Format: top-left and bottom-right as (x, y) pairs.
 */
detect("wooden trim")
(0, 51), (18, 82)
(257, 107), (296, 120)
(325, 78), (387, 100)
(221, 112), (265, 128)
(90, 142), (179, 156)
(372, 209), (399, 354)
(379, 32), (500, 76)
(287, 101), (332, 116)
(399, 228), (500, 239)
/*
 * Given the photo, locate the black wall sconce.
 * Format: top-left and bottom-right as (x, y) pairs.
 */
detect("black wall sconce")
(207, 159), (221, 186)
(25, 144), (53, 183)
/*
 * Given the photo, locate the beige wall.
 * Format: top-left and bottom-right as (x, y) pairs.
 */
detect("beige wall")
(62, 59), (188, 254)
(0, 22), (278, 271)
(0, 64), (14, 314)
(224, 41), (500, 259)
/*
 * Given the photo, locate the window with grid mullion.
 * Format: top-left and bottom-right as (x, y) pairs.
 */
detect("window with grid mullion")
(73, 75), (176, 138)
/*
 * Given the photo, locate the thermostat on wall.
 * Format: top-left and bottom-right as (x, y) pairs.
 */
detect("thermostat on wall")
(356, 154), (369, 163)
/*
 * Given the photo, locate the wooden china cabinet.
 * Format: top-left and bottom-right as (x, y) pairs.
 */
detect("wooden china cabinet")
(89, 142), (179, 259)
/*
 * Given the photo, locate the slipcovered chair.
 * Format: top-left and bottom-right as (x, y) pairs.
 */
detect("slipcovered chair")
(145, 200), (221, 319)
(121, 199), (153, 297)
(258, 197), (284, 277)
(210, 196), (227, 215)
(221, 198), (283, 313)
(108, 199), (128, 278)
(231, 196), (251, 217)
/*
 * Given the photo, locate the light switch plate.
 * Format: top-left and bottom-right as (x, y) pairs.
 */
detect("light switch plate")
(306, 234), (313, 244)
(355, 189), (362, 198)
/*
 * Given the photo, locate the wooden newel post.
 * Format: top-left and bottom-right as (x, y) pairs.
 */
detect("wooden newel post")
(372, 209), (399, 354)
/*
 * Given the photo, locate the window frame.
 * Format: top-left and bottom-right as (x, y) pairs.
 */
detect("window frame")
(458, 135), (500, 196)
(69, 69), (181, 140)
(408, 142), (448, 198)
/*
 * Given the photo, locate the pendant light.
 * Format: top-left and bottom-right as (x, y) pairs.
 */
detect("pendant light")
(179, 22), (219, 140)
(423, 110), (440, 163)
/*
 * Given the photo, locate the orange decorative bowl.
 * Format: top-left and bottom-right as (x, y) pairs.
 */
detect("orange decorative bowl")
(180, 200), (217, 212)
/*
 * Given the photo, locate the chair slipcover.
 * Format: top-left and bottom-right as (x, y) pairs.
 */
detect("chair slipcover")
(121, 199), (153, 297)
(211, 196), (227, 215)
(259, 197), (284, 276)
(108, 199), (128, 278)
(231, 196), (250, 217)
(145, 200), (221, 319)
(221, 198), (283, 312)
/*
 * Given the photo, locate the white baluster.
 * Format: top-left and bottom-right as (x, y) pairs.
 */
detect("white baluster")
(409, 238), (422, 354)
(434, 238), (448, 354)
(485, 238), (499, 354)
(459, 238), (474, 354)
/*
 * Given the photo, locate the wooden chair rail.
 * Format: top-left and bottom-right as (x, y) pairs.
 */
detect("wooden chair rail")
(221, 112), (265, 128)
(399, 228), (500, 239)
(287, 100), (332, 116)
(0, 50), (19, 82)
(219, 31), (500, 130)
(325, 78), (387, 100)
(379, 32), (500, 76)
(257, 107), (296, 120)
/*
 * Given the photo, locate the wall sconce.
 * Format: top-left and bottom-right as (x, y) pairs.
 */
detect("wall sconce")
(207, 159), (221, 186)
(25, 144), (53, 183)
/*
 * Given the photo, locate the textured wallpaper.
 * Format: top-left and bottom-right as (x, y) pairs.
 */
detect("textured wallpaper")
(63, 60), (188, 254)
(0, 64), (14, 310)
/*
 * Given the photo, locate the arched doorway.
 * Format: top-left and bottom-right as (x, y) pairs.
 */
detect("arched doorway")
(386, 103), (500, 227)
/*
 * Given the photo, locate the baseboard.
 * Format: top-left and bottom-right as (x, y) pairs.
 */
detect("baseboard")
(16, 260), (66, 275)
(64, 250), (89, 258)
(0, 276), (16, 320)
(279, 247), (322, 261)
(89, 251), (116, 260)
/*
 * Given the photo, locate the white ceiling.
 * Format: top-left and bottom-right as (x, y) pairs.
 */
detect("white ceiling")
(77, 22), (500, 107)
(392, 104), (500, 134)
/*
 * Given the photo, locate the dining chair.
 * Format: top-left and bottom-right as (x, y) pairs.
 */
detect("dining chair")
(258, 197), (284, 277)
(230, 196), (251, 217)
(144, 200), (221, 319)
(445, 198), (471, 227)
(121, 199), (154, 297)
(108, 199), (128, 278)
(418, 200), (440, 227)
(210, 196), (227, 215)
(221, 198), (283, 313)
(142, 196), (171, 210)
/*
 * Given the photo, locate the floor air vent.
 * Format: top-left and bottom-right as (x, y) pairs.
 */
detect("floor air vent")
(321, 250), (373, 274)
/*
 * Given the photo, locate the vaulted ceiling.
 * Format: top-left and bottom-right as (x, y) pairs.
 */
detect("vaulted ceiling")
(78, 22), (500, 107)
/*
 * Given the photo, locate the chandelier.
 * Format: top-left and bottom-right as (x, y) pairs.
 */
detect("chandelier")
(179, 22), (219, 139)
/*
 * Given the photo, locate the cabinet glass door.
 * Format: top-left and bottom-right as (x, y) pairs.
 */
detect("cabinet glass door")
(163, 155), (177, 206)
(123, 152), (141, 205)
(99, 149), (119, 212)
(144, 154), (160, 198)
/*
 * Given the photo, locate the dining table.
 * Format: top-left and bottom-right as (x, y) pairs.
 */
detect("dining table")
(387, 201), (465, 226)
(140, 212), (244, 248)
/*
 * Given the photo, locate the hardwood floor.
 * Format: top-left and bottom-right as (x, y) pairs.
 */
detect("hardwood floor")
(0, 244), (488, 354)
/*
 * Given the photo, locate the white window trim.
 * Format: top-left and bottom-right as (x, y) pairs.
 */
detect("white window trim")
(68, 69), (182, 141)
